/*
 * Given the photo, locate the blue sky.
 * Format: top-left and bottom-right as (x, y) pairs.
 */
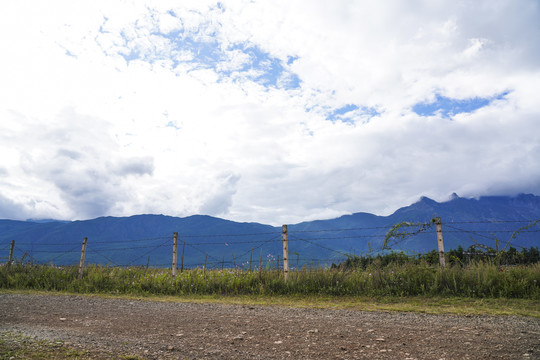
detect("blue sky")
(0, 0), (539, 225)
(413, 92), (509, 118)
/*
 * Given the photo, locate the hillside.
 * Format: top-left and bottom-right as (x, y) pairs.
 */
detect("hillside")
(1, 194), (539, 267)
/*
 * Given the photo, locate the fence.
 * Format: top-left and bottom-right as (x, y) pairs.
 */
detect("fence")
(1, 217), (539, 276)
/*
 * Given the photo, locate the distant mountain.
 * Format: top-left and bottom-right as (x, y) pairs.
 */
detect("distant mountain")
(1, 194), (539, 267)
(24, 219), (71, 224)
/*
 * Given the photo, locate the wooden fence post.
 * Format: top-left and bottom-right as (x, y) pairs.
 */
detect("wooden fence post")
(172, 232), (178, 277)
(282, 225), (289, 282)
(8, 240), (15, 267)
(435, 217), (446, 268)
(78, 237), (87, 280)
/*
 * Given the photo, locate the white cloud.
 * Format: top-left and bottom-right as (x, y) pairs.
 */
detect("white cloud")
(0, 0), (539, 225)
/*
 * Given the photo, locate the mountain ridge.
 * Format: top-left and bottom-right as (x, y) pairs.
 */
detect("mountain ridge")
(1, 193), (539, 267)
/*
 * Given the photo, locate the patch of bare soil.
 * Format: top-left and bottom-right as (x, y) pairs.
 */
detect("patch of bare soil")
(1, 294), (539, 359)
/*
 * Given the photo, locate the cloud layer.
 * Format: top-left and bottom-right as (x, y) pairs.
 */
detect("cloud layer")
(1, 0), (539, 225)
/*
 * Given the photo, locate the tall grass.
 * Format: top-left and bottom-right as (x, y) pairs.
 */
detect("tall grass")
(1, 262), (539, 299)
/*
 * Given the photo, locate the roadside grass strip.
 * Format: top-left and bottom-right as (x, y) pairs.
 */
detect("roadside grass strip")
(0, 331), (143, 360)
(1, 262), (538, 298)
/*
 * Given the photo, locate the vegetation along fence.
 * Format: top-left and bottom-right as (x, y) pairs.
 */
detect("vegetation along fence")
(2, 217), (539, 271)
(1, 217), (539, 298)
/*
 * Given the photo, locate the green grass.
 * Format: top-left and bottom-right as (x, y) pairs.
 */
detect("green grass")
(1, 261), (539, 317)
(0, 332), (143, 360)
(2, 261), (538, 298)
(2, 289), (538, 317)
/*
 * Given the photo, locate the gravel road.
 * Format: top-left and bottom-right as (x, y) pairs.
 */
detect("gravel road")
(1, 293), (539, 359)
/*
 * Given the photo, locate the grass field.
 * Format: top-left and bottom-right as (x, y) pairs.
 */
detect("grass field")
(1, 261), (539, 298)
(2, 261), (539, 359)
(0, 331), (142, 360)
(0, 260), (538, 313)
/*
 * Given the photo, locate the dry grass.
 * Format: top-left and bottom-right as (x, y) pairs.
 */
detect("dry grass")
(2, 289), (539, 318)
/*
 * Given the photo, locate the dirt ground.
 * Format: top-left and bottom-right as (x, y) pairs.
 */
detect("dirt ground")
(0, 293), (539, 359)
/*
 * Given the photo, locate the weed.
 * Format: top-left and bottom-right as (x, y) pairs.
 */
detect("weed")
(1, 261), (538, 299)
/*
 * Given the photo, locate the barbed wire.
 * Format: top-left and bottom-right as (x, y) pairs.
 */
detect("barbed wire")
(3, 218), (538, 268)
(87, 243), (171, 251)
(180, 238), (281, 245)
(443, 220), (538, 224)
(44, 244), (82, 263)
(126, 238), (173, 266)
(290, 234), (387, 241)
(87, 235), (171, 244)
(113, 262), (172, 268)
(86, 247), (119, 266)
(289, 235), (350, 257)
(15, 248), (81, 254)
(295, 258), (347, 264)
(185, 243), (222, 264)
(179, 234), (282, 267)
(443, 224), (505, 241)
(289, 225), (392, 233)
(234, 234), (282, 260)
(11, 235), (171, 246)
(180, 231), (280, 238)
(444, 229), (540, 233)
(13, 246), (37, 264)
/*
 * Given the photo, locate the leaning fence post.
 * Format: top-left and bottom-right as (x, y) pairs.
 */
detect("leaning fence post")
(8, 240), (15, 268)
(435, 217), (446, 268)
(172, 232), (178, 277)
(282, 225), (289, 282)
(78, 237), (87, 280)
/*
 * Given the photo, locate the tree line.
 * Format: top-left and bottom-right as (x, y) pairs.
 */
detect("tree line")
(335, 246), (540, 270)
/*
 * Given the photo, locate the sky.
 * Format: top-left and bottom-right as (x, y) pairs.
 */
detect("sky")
(1, 0), (539, 225)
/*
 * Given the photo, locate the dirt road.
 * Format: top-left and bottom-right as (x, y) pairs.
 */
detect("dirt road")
(1, 293), (539, 359)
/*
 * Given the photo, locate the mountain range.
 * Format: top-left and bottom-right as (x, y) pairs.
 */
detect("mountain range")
(1, 194), (539, 268)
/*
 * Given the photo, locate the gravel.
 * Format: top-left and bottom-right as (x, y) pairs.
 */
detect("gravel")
(1, 293), (539, 359)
